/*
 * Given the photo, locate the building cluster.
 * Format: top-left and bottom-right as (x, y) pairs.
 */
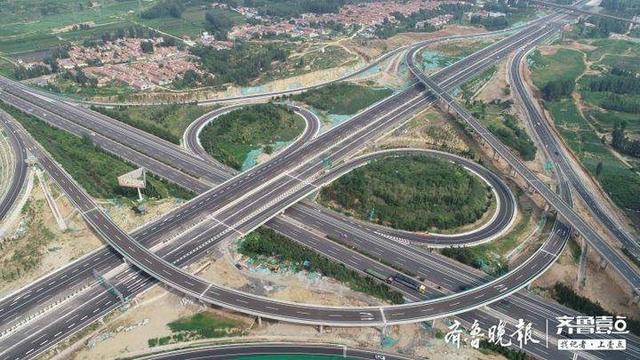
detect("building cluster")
(224, 0), (463, 40)
(199, 32), (234, 50)
(228, 21), (328, 40)
(416, 14), (455, 29)
(83, 59), (196, 90)
(54, 38), (197, 90)
(310, 0), (443, 26)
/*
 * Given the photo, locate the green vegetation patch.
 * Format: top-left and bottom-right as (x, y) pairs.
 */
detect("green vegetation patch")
(238, 228), (404, 304)
(93, 104), (215, 144)
(292, 82), (392, 115)
(168, 311), (241, 338)
(440, 198), (536, 278)
(319, 155), (493, 232)
(199, 103), (305, 170)
(546, 99), (640, 213)
(529, 49), (585, 89)
(465, 99), (537, 161)
(479, 339), (532, 360)
(551, 283), (640, 336)
(529, 42), (640, 218)
(1, 103), (193, 200)
(148, 311), (242, 347)
(0, 199), (56, 283)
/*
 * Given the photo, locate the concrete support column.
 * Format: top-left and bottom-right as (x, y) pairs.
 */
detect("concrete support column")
(599, 256), (608, 269)
(319, 325), (324, 333)
(257, 316), (262, 327)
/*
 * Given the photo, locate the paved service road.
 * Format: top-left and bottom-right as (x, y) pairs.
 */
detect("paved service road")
(138, 343), (410, 360)
(509, 41), (640, 268)
(5, 12), (636, 358)
(0, 20), (573, 327)
(0, 113), (27, 222)
(406, 26), (640, 293)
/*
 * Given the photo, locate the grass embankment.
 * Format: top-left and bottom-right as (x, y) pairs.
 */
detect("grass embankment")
(199, 103), (305, 170)
(461, 67), (537, 161)
(529, 46), (640, 214)
(92, 104), (215, 144)
(238, 228), (404, 304)
(319, 155), (493, 232)
(440, 198), (535, 278)
(0, 199), (56, 282)
(551, 283), (640, 336)
(292, 82), (392, 115)
(0, 103), (193, 200)
(421, 39), (496, 69)
(479, 340), (532, 360)
(148, 312), (242, 347)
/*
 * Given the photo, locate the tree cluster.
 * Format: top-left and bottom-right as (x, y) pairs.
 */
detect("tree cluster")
(199, 103), (303, 169)
(600, 0), (640, 15)
(552, 283), (640, 336)
(92, 105), (181, 144)
(601, 93), (640, 114)
(81, 26), (162, 48)
(191, 41), (289, 86)
(541, 78), (575, 101)
(611, 122), (640, 158)
(320, 155), (492, 231)
(0, 103), (192, 200)
(12, 46), (69, 80)
(292, 82), (392, 115)
(577, 16), (628, 37)
(217, 0), (344, 18)
(488, 114), (537, 160)
(588, 74), (640, 95)
(140, 0), (185, 19)
(205, 10), (236, 40)
(140, 40), (155, 54)
(374, 4), (471, 39)
(470, 15), (509, 31)
(239, 228), (404, 304)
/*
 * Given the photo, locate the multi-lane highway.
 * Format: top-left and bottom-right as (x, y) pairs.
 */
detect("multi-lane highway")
(182, 104), (517, 247)
(2, 18), (572, 323)
(526, 0), (640, 25)
(406, 27), (640, 293)
(0, 112), (27, 222)
(1, 9), (640, 358)
(137, 343), (409, 360)
(508, 39), (640, 270)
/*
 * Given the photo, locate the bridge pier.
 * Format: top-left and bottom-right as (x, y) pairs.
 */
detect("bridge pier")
(598, 256), (608, 270)
(526, 183), (534, 194)
(318, 325), (324, 333)
(257, 316), (262, 327)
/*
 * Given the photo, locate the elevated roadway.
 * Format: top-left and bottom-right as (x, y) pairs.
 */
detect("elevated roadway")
(182, 105), (516, 247)
(2, 16), (632, 360)
(0, 112), (27, 222)
(526, 0), (640, 25)
(406, 30), (640, 293)
(137, 343), (409, 360)
(0, 21), (579, 327)
(0, 18), (562, 326)
(509, 41), (640, 265)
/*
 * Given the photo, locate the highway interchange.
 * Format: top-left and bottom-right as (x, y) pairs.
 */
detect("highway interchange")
(0, 4), (639, 360)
